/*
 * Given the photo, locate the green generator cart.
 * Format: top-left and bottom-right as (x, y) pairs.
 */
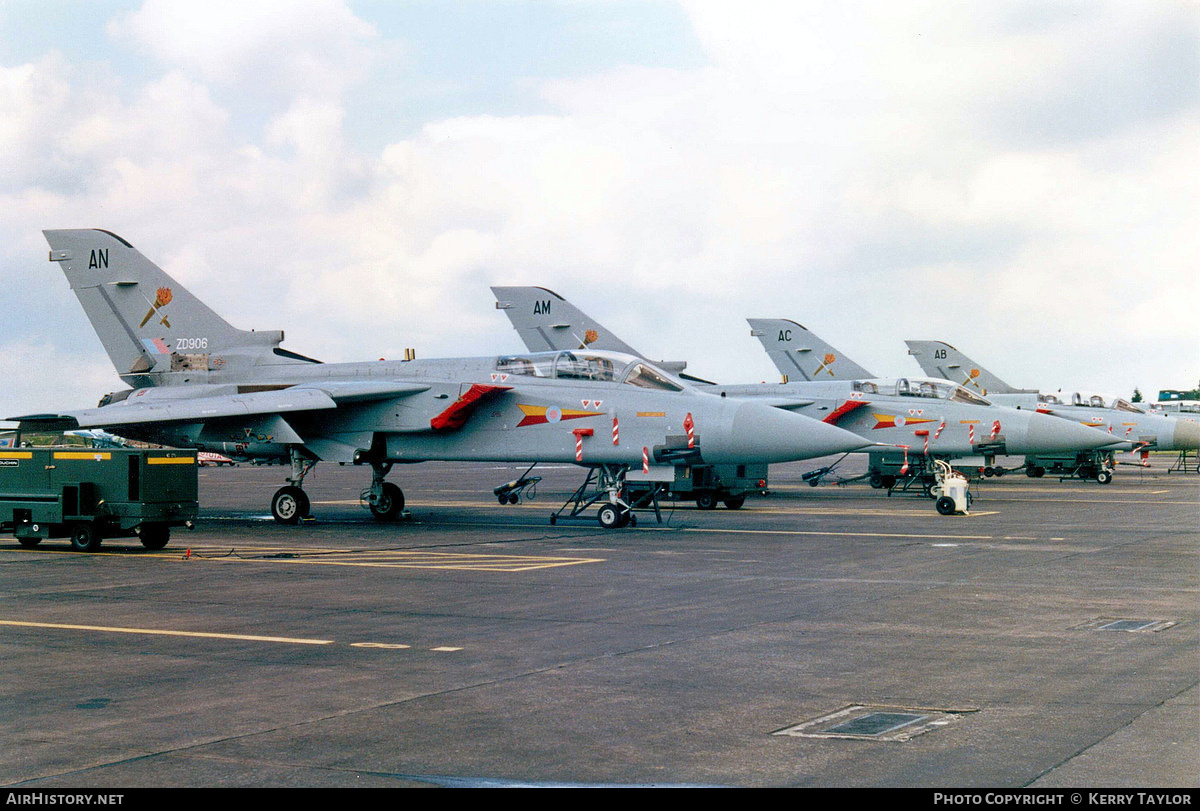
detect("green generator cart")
(0, 447), (198, 551)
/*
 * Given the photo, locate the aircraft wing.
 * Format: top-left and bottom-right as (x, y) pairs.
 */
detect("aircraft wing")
(8, 381), (432, 431)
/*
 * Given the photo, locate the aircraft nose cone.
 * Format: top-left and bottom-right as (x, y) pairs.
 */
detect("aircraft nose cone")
(1022, 412), (1117, 453)
(708, 400), (870, 462)
(1172, 418), (1200, 450)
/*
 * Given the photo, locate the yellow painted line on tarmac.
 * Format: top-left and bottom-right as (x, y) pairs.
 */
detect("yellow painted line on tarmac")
(0, 619), (333, 645)
(601, 524), (1004, 541)
(2, 543), (603, 572)
(1, 620), (465, 653)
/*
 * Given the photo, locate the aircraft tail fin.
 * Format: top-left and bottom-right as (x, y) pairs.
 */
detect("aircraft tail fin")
(491, 285), (644, 356)
(44, 229), (319, 386)
(904, 340), (1018, 395)
(747, 318), (874, 381)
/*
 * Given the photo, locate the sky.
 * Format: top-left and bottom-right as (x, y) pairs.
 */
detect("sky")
(1, 0), (1197, 419)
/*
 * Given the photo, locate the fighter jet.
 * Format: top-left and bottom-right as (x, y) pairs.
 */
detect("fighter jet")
(904, 340), (1198, 481)
(491, 288), (1117, 494)
(9, 230), (872, 530)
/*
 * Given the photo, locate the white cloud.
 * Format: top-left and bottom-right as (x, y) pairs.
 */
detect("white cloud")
(109, 0), (378, 99)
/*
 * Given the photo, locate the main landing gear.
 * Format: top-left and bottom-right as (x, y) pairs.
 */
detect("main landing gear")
(271, 450), (316, 524)
(269, 448), (407, 524)
(363, 460), (405, 520)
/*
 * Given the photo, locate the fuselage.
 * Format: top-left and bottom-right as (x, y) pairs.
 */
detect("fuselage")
(713, 377), (1117, 458)
(87, 350), (872, 467)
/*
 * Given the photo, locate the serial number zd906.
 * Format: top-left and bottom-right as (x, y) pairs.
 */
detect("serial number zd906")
(176, 338), (209, 351)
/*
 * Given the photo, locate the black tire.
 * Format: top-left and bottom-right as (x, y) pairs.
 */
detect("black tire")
(597, 503), (621, 529)
(1025, 466), (1038, 478)
(723, 495), (746, 510)
(1096, 469), (1113, 485)
(628, 514), (637, 528)
(497, 494), (509, 505)
(695, 492), (718, 510)
(272, 486), (309, 524)
(935, 496), (957, 516)
(983, 466), (995, 478)
(370, 482), (405, 520)
(17, 537), (41, 548)
(993, 468), (1005, 478)
(139, 526), (170, 550)
(69, 522), (101, 552)
(549, 514), (557, 525)
(868, 472), (884, 489)
(1032, 466), (1046, 478)
(508, 493), (520, 505)
(880, 475), (897, 490)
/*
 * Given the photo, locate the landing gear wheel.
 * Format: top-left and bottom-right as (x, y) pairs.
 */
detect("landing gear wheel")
(597, 503), (622, 529)
(272, 486), (309, 525)
(370, 482), (405, 520)
(1096, 469), (1113, 485)
(139, 526), (170, 550)
(935, 496), (957, 516)
(695, 492), (718, 510)
(69, 522), (101, 552)
(723, 495), (746, 510)
(17, 537), (40, 548)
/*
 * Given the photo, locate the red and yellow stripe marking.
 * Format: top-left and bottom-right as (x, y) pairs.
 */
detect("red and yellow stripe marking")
(872, 414), (937, 430)
(516, 404), (604, 427)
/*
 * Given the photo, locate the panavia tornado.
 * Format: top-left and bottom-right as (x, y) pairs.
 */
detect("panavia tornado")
(490, 288), (1117, 496)
(905, 339), (1198, 482)
(9, 230), (871, 530)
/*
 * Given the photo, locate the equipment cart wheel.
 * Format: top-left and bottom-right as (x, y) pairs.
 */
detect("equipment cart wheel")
(139, 526), (170, 550)
(69, 522), (101, 552)
(695, 492), (718, 510)
(1096, 469), (1113, 485)
(597, 503), (622, 529)
(17, 537), (41, 548)
(935, 496), (957, 516)
(723, 495), (746, 510)
(370, 482), (405, 520)
(272, 486), (309, 524)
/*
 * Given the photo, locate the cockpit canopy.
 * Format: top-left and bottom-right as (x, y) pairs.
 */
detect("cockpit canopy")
(851, 377), (991, 406)
(495, 350), (684, 392)
(1069, 392), (1145, 413)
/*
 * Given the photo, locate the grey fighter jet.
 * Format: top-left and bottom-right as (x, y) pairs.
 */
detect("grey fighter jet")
(905, 340), (1199, 481)
(9, 230), (872, 530)
(491, 288), (1118, 495)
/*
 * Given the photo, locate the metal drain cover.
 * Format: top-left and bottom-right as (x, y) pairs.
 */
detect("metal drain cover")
(774, 704), (970, 742)
(826, 712), (927, 737)
(1074, 618), (1177, 633)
